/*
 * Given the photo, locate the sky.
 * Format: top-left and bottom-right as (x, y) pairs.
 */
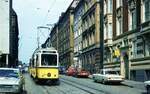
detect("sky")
(13, 0), (73, 64)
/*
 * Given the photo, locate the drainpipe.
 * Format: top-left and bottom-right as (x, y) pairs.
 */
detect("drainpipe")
(100, 0), (104, 69)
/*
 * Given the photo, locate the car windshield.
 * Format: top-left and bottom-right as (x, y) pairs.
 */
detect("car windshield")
(0, 69), (19, 78)
(105, 71), (118, 75)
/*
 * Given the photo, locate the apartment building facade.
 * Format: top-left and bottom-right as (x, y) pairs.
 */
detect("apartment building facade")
(73, 0), (84, 70)
(47, 0), (150, 81)
(57, 1), (79, 68)
(9, 9), (19, 67)
(0, 0), (19, 67)
(129, 0), (150, 81)
(103, 0), (113, 66)
(103, 0), (129, 78)
(50, 24), (58, 50)
(103, 0), (150, 81)
(81, 0), (101, 73)
(0, 0), (11, 67)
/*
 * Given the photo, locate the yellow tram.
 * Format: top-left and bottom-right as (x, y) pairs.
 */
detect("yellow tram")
(29, 47), (59, 84)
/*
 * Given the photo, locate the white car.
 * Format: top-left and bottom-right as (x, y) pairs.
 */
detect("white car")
(0, 68), (24, 93)
(144, 81), (150, 94)
(93, 69), (124, 84)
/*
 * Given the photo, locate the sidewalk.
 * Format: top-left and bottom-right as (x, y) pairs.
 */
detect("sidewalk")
(88, 75), (145, 90)
(122, 80), (145, 90)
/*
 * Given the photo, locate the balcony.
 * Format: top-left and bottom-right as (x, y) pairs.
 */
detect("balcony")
(104, 14), (112, 25)
(140, 20), (150, 35)
(104, 39), (113, 47)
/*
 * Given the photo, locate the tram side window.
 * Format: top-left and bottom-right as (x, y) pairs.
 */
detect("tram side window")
(29, 59), (32, 67)
(32, 59), (34, 67)
(36, 55), (39, 66)
(41, 54), (57, 66)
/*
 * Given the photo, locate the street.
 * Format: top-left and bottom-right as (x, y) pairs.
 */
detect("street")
(1, 0), (150, 94)
(23, 74), (147, 94)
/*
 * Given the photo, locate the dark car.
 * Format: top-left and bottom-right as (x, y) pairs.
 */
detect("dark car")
(144, 81), (150, 94)
(76, 69), (90, 78)
(66, 67), (77, 76)
(59, 66), (66, 74)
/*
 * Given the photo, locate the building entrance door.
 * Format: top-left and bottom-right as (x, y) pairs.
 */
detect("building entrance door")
(123, 53), (129, 79)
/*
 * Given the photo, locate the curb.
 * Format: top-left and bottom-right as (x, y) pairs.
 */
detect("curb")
(121, 80), (145, 90)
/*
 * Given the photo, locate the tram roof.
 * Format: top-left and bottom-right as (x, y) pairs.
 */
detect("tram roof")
(33, 47), (57, 54)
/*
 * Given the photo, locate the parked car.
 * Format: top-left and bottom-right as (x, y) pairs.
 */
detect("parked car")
(0, 68), (24, 93)
(144, 80), (150, 94)
(59, 66), (66, 74)
(76, 69), (90, 78)
(66, 67), (77, 76)
(92, 69), (124, 84)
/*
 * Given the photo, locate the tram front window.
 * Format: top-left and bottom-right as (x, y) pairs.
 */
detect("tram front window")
(41, 54), (57, 66)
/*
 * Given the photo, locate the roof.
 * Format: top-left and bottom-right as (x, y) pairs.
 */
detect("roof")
(33, 47), (57, 55)
(101, 69), (119, 71)
(39, 47), (56, 51)
(0, 68), (19, 71)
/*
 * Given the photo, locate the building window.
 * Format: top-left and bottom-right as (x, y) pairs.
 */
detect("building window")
(144, 0), (150, 21)
(106, 0), (108, 13)
(85, 19), (88, 30)
(117, 0), (122, 8)
(89, 15), (92, 27)
(109, 23), (112, 39)
(91, 13), (95, 25)
(137, 50), (143, 54)
(91, 32), (94, 44)
(119, 18), (122, 34)
(104, 0), (106, 15)
(106, 24), (108, 39)
(131, 10), (136, 29)
(104, 24), (106, 40)
(79, 26), (81, 35)
(128, 0), (137, 30)
(135, 39), (144, 58)
(116, 17), (122, 36)
(85, 38), (87, 48)
(82, 21), (85, 32)
(110, 0), (112, 14)
(104, 23), (108, 40)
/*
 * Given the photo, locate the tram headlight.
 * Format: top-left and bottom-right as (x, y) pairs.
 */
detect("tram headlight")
(47, 73), (51, 77)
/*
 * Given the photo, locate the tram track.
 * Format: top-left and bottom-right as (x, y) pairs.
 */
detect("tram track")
(61, 79), (95, 94)
(41, 86), (52, 94)
(39, 82), (67, 94)
(60, 78), (111, 94)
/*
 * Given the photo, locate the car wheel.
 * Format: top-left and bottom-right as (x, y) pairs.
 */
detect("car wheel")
(93, 77), (97, 82)
(94, 79), (97, 82)
(17, 88), (23, 94)
(102, 79), (106, 84)
(148, 86), (150, 94)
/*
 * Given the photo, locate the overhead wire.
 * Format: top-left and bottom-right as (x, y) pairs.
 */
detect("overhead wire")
(37, 0), (57, 45)
(42, 0), (57, 25)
